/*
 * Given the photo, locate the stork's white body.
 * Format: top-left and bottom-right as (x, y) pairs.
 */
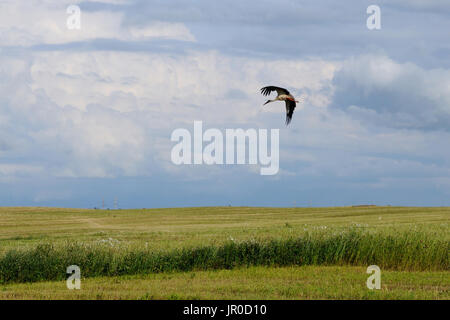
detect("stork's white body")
(277, 94), (296, 102)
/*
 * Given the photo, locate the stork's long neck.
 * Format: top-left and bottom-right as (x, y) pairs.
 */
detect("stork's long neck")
(263, 99), (276, 105)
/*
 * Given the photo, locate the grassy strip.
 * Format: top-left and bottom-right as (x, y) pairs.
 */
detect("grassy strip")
(0, 229), (448, 284)
(2, 266), (448, 300)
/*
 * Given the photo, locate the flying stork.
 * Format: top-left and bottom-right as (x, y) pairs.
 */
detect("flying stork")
(261, 86), (300, 125)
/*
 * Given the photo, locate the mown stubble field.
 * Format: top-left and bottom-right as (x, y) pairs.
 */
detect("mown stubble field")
(0, 206), (448, 299)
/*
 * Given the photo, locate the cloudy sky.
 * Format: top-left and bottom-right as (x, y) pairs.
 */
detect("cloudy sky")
(1, 0), (449, 208)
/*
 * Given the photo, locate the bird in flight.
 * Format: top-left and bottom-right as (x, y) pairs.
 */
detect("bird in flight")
(261, 86), (300, 125)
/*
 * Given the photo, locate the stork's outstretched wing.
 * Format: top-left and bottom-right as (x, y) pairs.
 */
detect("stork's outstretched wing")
(261, 86), (290, 97)
(285, 100), (296, 125)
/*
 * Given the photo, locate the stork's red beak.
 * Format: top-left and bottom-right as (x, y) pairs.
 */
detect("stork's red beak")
(263, 100), (270, 105)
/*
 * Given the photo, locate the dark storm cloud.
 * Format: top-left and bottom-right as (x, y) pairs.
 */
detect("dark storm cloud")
(332, 55), (450, 131)
(73, 1), (450, 67)
(30, 38), (199, 54)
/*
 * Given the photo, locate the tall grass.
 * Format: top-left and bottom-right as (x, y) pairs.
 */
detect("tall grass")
(0, 228), (448, 284)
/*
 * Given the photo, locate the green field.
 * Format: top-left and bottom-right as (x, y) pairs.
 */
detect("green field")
(0, 206), (448, 299)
